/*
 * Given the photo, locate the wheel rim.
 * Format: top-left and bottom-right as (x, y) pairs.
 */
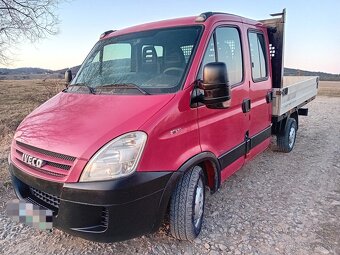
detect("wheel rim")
(193, 178), (204, 228)
(288, 126), (296, 148)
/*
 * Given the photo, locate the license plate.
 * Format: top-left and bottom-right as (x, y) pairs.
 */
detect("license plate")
(6, 199), (53, 230)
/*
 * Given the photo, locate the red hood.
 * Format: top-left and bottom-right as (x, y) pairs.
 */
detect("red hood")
(14, 92), (174, 160)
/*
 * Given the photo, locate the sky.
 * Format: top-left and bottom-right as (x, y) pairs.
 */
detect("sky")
(2, 0), (340, 74)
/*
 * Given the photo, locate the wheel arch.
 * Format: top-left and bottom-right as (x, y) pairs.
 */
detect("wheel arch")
(290, 111), (299, 130)
(177, 151), (221, 193)
(151, 151), (221, 232)
(273, 110), (299, 135)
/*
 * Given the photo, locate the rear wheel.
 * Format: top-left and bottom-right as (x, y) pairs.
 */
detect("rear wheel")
(169, 165), (205, 240)
(277, 117), (297, 152)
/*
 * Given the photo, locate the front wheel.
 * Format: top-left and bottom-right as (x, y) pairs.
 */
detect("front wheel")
(277, 117), (297, 152)
(169, 165), (205, 240)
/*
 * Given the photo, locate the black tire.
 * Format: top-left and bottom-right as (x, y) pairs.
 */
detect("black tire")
(169, 165), (205, 241)
(277, 118), (297, 152)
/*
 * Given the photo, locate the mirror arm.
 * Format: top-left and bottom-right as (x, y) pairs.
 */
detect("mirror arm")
(192, 93), (204, 104)
(194, 80), (205, 103)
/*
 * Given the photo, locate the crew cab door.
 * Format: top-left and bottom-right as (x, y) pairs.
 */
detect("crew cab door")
(245, 27), (272, 161)
(196, 25), (250, 181)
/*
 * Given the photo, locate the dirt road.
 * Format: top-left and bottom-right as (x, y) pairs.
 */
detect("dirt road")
(0, 82), (339, 254)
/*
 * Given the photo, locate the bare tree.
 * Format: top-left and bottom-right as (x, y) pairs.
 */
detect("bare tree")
(0, 0), (60, 65)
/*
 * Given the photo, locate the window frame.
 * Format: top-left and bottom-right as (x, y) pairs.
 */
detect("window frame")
(247, 29), (269, 83)
(197, 25), (245, 88)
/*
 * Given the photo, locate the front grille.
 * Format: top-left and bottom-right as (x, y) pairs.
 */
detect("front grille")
(16, 150), (71, 171)
(19, 160), (67, 178)
(14, 141), (76, 179)
(16, 141), (76, 162)
(29, 186), (60, 210)
(47, 161), (71, 170)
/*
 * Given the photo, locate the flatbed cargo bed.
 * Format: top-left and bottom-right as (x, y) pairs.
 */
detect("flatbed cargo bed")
(272, 76), (318, 118)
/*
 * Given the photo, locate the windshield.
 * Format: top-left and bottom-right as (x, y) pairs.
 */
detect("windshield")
(70, 26), (202, 95)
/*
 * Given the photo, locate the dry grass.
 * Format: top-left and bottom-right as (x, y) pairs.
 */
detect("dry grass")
(318, 81), (340, 97)
(0, 79), (65, 182)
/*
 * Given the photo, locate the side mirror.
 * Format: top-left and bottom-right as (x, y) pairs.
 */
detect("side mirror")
(199, 62), (231, 109)
(65, 69), (72, 85)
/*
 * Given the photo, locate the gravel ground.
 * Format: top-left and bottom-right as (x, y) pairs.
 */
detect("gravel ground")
(0, 96), (339, 255)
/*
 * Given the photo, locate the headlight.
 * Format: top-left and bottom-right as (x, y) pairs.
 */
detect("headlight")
(80, 131), (147, 182)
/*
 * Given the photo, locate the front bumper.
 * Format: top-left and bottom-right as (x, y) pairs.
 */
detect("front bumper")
(9, 163), (180, 242)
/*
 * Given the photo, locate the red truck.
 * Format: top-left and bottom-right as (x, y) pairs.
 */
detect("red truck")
(8, 9), (318, 242)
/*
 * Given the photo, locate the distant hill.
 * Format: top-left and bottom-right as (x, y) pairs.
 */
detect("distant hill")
(0, 66), (339, 81)
(54, 65), (81, 76)
(284, 68), (340, 81)
(0, 67), (53, 76)
(0, 66), (80, 80)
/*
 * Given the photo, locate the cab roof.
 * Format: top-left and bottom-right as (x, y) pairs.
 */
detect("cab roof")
(102, 12), (263, 39)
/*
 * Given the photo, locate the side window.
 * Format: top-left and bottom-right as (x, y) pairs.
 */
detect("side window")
(215, 27), (243, 85)
(248, 32), (268, 80)
(198, 36), (216, 79)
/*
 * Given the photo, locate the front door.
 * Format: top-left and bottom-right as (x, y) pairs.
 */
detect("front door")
(197, 25), (249, 181)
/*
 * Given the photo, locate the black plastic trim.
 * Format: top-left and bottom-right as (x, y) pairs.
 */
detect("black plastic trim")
(251, 126), (272, 148)
(218, 126), (272, 169)
(177, 151), (221, 192)
(62, 171), (172, 205)
(9, 163), (177, 242)
(219, 142), (246, 169)
(298, 108), (308, 116)
(198, 12), (227, 21)
(10, 163), (63, 196)
(177, 151), (220, 173)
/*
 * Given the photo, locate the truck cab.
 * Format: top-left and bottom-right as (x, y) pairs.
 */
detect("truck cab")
(8, 10), (318, 242)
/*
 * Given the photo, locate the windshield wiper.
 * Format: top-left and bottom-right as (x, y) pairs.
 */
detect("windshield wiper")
(67, 83), (96, 94)
(96, 83), (150, 95)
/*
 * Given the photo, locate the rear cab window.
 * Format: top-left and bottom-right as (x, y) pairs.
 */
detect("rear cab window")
(248, 31), (268, 81)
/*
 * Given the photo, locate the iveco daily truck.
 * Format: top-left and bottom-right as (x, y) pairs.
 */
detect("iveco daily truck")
(8, 9), (318, 242)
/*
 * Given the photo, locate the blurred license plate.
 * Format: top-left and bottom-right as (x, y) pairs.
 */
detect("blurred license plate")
(6, 199), (53, 230)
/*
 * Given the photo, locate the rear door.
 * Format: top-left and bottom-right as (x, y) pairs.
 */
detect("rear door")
(246, 29), (272, 160)
(197, 25), (250, 181)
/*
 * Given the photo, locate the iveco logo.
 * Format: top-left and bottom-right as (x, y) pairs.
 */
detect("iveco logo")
(21, 153), (46, 168)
